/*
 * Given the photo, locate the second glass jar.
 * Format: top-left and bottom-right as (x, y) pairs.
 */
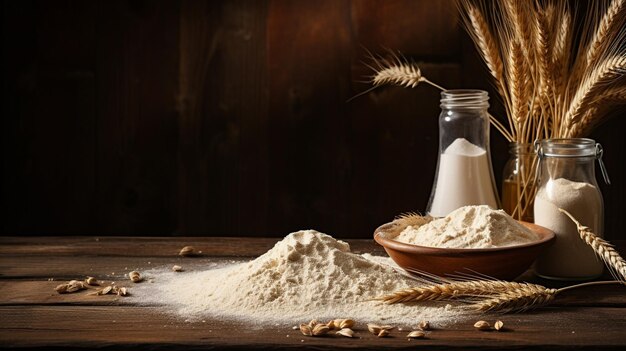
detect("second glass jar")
(533, 138), (606, 280)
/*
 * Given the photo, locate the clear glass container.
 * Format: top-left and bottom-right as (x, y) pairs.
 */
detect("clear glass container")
(533, 138), (609, 280)
(501, 143), (536, 222)
(426, 90), (500, 217)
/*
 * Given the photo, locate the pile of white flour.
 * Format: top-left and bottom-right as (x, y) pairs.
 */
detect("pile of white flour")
(396, 205), (538, 248)
(133, 230), (460, 325)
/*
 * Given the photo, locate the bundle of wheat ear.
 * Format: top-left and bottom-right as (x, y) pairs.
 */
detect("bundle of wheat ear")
(363, 0), (626, 141)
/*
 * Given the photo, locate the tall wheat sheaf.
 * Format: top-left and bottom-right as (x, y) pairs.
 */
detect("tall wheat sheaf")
(457, 0), (626, 142)
(457, 0), (626, 219)
(367, 0), (626, 219)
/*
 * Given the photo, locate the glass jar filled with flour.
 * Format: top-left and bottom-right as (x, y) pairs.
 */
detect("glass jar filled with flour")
(533, 138), (610, 280)
(426, 90), (499, 217)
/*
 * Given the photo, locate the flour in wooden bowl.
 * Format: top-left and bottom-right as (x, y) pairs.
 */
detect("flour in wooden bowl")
(395, 205), (538, 248)
(133, 230), (461, 326)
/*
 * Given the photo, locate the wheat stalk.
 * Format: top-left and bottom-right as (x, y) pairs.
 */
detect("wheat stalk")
(558, 208), (626, 282)
(502, 0), (535, 65)
(472, 284), (557, 312)
(394, 212), (433, 230)
(586, 0), (626, 68)
(508, 40), (530, 134)
(601, 86), (626, 102)
(566, 86), (626, 137)
(365, 56), (514, 141)
(552, 10), (571, 87)
(378, 276), (624, 313)
(367, 52), (446, 91)
(378, 280), (529, 304)
(465, 5), (505, 93)
(373, 62), (423, 89)
(472, 280), (625, 312)
(564, 56), (626, 134)
(536, 7), (553, 95)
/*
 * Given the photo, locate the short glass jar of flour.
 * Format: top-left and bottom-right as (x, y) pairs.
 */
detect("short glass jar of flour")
(533, 138), (610, 280)
(427, 90), (499, 217)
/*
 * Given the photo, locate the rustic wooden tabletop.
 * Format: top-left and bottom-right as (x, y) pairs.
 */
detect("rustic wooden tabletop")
(1, 236), (625, 350)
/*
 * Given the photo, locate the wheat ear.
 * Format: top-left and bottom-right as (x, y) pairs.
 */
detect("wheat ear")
(566, 86), (626, 137)
(472, 284), (558, 312)
(508, 40), (530, 134)
(394, 212), (433, 230)
(370, 57), (445, 91)
(558, 208), (626, 282)
(466, 5), (504, 91)
(535, 7), (553, 97)
(502, 0), (534, 64)
(586, 0), (625, 67)
(552, 10), (571, 86)
(367, 53), (513, 141)
(471, 281), (624, 313)
(565, 56), (626, 128)
(378, 280), (529, 304)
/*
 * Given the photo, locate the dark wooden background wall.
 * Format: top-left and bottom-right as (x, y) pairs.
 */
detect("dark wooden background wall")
(3, 0), (625, 239)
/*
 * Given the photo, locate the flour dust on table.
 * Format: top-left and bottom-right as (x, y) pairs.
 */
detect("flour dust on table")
(133, 230), (461, 326)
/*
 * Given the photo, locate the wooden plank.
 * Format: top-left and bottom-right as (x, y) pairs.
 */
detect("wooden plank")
(0, 236), (279, 257)
(94, 0), (179, 235)
(177, 0), (226, 235)
(1, 278), (624, 307)
(1, 305), (625, 349)
(351, 0), (460, 60)
(1, 1), (98, 234)
(0, 237), (385, 257)
(0, 255), (221, 279)
(177, 0), (269, 236)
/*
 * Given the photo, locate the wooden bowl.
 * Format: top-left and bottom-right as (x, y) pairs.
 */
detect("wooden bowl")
(374, 221), (555, 280)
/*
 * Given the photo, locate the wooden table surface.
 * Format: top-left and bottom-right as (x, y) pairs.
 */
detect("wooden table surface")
(1, 236), (625, 350)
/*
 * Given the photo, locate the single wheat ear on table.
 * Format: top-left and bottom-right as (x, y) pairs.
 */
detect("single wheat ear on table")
(377, 280), (530, 304)
(377, 273), (625, 313)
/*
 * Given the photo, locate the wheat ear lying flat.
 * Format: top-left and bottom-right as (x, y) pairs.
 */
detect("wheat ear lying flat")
(378, 280), (528, 304)
(472, 284), (558, 312)
(471, 281), (625, 313)
(559, 208), (626, 282)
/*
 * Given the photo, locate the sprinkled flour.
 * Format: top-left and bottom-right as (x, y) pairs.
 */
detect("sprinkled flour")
(395, 205), (538, 248)
(132, 230), (461, 326)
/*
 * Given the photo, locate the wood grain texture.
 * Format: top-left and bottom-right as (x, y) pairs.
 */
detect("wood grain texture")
(95, 0), (179, 235)
(0, 237), (625, 350)
(2, 305), (626, 350)
(2, 0), (625, 239)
